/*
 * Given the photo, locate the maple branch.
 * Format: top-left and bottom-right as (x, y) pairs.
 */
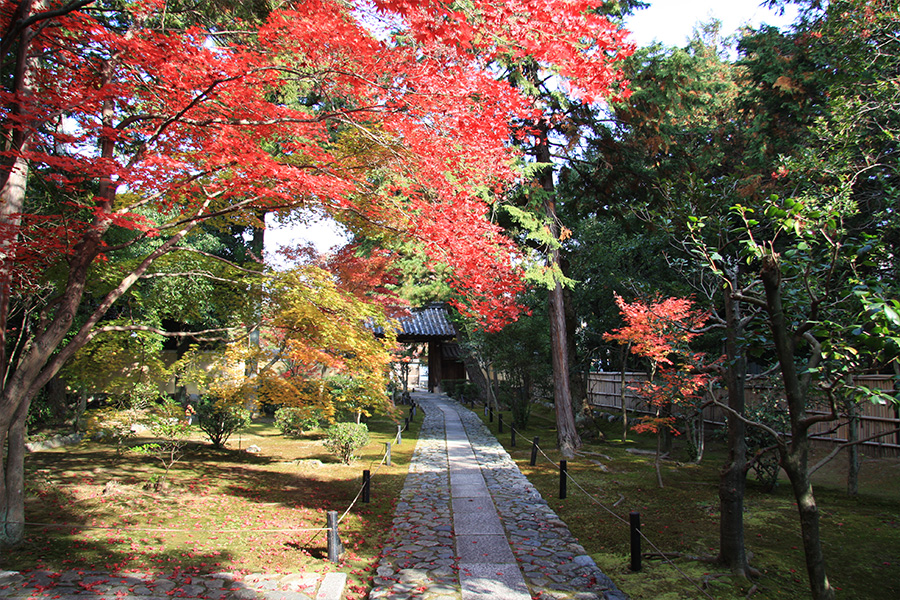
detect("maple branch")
(138, 271), (251, 286)
(156, 190), (257, 231)
(91, 324), (236, 342)
(168, 248), (271, 277)
(711, 398), (789, 453)
(34, 196), (215, 394)
(0, 0), (96, 62)
(114, 167), (226, 216)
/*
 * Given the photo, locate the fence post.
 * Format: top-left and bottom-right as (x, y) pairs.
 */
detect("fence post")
(498, 413), (503, 434)
(511, 426), (516, 447)
(410, 404), (416, 420)
(630, 511), (642, 571)
(362, 469), (371, 503)
(530, 437), (539, 466)
(489, 407), (494, 423)
(327, 510), (343, 563)
(559, 460), (567, 499)
(396, 424), (402, 445)
(384, 442), (392, 466)
(404, 416), (409, 431)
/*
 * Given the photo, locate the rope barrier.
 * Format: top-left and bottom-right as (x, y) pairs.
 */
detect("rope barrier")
(20, 522), (329, 533)
(505, 419), (717, 600)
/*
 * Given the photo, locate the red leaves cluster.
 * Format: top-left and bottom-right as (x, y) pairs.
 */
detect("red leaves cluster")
(605, 294), (713, 434)
(1, 0), (632, 329)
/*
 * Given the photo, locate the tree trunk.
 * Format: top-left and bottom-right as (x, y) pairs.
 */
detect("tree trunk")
(782, 450), (835, 600)
(620, 343), (630, 442)
(0, 0), (40, 387)
(0, 396), (30, 547)
(761, 255), (835, 600)
(847, 405), (860, 496)
(549, 279), (581, 456)
(536, 123), (581, 458)
(717, 285), (753, 576)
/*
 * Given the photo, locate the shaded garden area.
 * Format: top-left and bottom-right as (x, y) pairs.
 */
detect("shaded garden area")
(471, 403), (900, 600)
(9, 415), (419, 600)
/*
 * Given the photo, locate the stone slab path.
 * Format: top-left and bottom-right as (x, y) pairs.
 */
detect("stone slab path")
(371, 393), (626, 600)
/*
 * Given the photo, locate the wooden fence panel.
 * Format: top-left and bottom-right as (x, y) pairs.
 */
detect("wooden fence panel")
(585, 372), (899, 457)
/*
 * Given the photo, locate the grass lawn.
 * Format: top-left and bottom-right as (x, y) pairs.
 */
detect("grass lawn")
(475, 404), (900, 600)
(10, 410), (421, 600)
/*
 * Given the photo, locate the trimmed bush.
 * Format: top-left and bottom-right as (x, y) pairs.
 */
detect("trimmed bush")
(274, 407), (322, 437)
(323, 422), (369, 464)
(196, 395), (251, 448)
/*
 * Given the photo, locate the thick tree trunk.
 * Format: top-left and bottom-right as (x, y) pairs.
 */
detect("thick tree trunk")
(536, 124), (580, 458)
(549, 278), (581, 456)
(0, 396), (30, 547)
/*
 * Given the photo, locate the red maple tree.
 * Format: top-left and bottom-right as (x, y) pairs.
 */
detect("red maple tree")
(604, 294), (712, 435)
(0, 0), (632, 545)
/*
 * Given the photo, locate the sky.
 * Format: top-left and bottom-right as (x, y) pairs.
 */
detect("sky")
(625, 0), (798, 48)
(265, 1), (800, 262)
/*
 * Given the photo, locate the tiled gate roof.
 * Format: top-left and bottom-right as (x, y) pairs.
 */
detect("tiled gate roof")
(395, 303), (457, 341)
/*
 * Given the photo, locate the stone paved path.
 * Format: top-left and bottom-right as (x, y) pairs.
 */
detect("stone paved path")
(371, 393), (626, 600)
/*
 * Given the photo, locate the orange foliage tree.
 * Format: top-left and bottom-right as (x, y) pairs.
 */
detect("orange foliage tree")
(604, 294), (713, 485)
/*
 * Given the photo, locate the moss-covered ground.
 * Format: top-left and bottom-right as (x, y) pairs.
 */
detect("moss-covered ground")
(477, 405), (899, 600)
(9, 411), (421, 600)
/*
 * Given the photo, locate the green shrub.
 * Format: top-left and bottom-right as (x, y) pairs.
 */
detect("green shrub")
(274, 407), (322, 437)
(196, 395), (251, 448)
(323, 422), (369, 464)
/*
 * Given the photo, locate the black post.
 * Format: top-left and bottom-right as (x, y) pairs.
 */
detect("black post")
(559, 460), (567, 499)
(327, 510), (342, 563)
(630, 511), (642, 572)
(410, 404), (416, 420)
(498, 413), (504, 434)
(362, 470), (371, 503)
(384, 442), (392, 467)
(396, 424), (402, 445)
(530, 437), (539, 466)
(489, 407), (494, 423)
(511, 426), (516, 447)
(404, 416), (409, 431)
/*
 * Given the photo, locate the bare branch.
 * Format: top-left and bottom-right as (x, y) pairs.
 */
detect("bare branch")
(169, 247), (271, 277)
(712, 399), (789, 453)
(809, 427), (900, 475)
(139, 271), (250, 286)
